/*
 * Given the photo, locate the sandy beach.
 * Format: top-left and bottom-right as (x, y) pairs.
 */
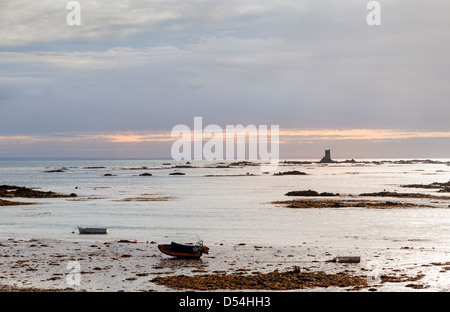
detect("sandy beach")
(1, 237), (448, 292)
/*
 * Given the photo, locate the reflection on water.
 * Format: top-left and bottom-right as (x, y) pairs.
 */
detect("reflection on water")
(0, 159), (449, 251)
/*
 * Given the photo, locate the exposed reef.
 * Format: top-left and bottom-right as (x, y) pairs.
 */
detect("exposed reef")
(114, 195), (173, 202)
(151, 268), (368, 290)
(359, 191), (450, 200)
(44, 167), (68, 173)
(0, 198), (35, 206)
(273, 189), (449, 209)
(0, 185), (77, 199)
(285, 190), (339, 197)
(274, 170), (307, 176)
(401, 180), (450, 193)
(271, 199), (433, 209)
(205, 173), (256, 177)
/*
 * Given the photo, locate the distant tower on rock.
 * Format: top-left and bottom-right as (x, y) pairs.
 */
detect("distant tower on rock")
(319, 149), (333, 163)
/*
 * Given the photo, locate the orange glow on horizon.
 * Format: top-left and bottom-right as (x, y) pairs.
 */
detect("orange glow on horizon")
(1, 129), (450, 145)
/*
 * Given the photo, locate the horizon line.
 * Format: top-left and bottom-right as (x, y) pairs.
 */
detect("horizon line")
(1, 157), (449, 161)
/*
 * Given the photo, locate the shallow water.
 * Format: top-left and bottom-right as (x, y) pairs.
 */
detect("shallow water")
(1, 159), (449, 291)
(1, 159), (449, 247)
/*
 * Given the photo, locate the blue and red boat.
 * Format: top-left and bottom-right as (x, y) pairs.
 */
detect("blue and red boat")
(158, 241), (209, 259)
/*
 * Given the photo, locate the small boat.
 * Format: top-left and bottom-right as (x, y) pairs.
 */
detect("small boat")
(77, 227), (109, 234)
(158, 241), (209, 259)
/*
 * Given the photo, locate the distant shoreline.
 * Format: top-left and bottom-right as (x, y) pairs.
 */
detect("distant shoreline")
(1, 158), (450, 166)
(0, 157), (173, 161)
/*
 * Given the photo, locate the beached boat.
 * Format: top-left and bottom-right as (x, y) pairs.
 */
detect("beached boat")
(77, 227), (109, 234)
(158, 241), (209, 259)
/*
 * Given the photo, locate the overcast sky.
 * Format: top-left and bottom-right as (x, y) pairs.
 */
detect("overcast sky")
(1, 0), (450, 159)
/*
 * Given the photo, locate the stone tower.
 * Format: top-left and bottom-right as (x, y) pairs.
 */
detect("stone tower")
(319, 149), (333, 163)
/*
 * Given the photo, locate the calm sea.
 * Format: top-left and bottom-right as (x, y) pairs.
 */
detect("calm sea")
(1, 159), (449, 250)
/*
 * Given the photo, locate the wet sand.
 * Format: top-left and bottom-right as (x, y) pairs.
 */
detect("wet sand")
(1, 238), (448, 292)
(1, 173), (449, 292)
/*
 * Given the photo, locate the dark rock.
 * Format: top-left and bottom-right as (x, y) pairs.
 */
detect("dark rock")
(0, 185), (76, 198)
(0, 199), (35, 206)
(401, 180), (450, 193)
(44, 168), (67, 173)
(229, 161), (258, 166)
(282, 160), (312, 164)
(274, 170), (307, 176)
(285, 190), (338, 197)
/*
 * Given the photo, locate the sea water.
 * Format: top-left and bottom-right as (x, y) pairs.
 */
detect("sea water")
(0, 159), (449, 251)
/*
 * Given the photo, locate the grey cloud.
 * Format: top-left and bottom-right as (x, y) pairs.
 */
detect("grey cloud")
(1, 1), (450, 158)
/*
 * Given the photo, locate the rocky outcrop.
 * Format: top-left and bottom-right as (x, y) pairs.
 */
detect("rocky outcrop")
(272, 199), (432, 209)
(44, 167), (68, 173)
(0, 198), (35, 206)
(285, 190), (338, 196)
(359, 191), (450, 199)
(0, 185), (76, 198)
(401, 180), (450, 193)
(151, 269), (368, 290)
(274, 170), (307, 176)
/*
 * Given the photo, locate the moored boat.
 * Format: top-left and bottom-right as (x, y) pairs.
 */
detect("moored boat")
(158, 241), (209, 259)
